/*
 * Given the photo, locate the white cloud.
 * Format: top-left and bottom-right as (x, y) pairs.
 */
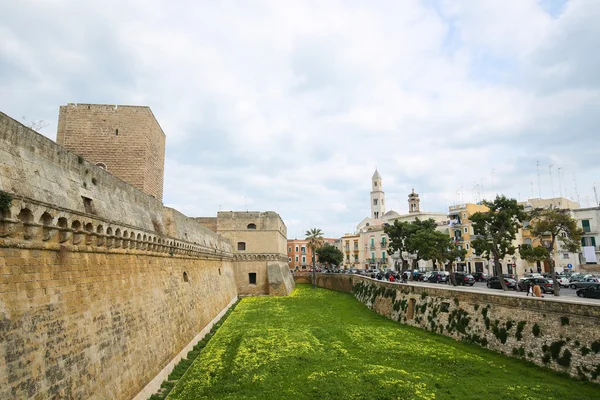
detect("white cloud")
(1, 0), (599, 240)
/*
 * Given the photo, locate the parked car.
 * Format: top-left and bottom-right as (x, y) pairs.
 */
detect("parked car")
(428, 271), (449, 284)
(421, 271), (433, 282)
(453, 272), (475, 286)
(472, 272), (488, 282)
(487, 276), (517, 290)
(517, 278), (556, 294)
(570, 278), (600, 289)
(554, 276), (570, 288)
(503, 273), (516, 280)
(576, 284), (600, 299)
(522, 273), (543, 280)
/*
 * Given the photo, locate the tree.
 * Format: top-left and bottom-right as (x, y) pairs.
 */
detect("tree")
(527, 207), (583, 296)
(385, 218), (438, 279)
(405, 218), (439, 271)
(384, 220), (410, 271)
(518, 244), (549, 272)
(315, 244), (343, 267)
(305, 228), (324, 289)
(431, 236), (467, 286)
(471, 195), (527, 291)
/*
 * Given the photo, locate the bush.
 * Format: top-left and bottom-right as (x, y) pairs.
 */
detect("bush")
(532, 323), (541, 337)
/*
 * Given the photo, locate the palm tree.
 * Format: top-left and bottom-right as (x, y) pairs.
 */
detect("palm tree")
(305, 228), (324, 289)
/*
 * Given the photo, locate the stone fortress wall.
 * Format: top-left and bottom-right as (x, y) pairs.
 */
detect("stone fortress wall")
(0, 112), (238, 399)
(214, 211), (293, 296)
(56, 103), (166, 201)
(308, 274), (600, 383)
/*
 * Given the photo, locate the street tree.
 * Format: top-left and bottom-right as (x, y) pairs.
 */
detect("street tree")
(384, 220), (410, 271)
(315, 243), (343, 268)
(405, 218), (438, 271)
(527, 207), (583, 296)
(431, 236), (467, 286)
(518, 244), (549, 272)
(385, 218), (438, 279)
(471, 195), (527, 291)
(305, 228), (324, 289)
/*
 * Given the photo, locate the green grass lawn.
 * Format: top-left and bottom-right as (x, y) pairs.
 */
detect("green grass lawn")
(168, 284), (600, 400)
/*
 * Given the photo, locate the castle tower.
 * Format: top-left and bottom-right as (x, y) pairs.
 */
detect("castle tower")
(371, 169), (385, 219)
(408, 189), (420, 213)
(56, 103), (166, 201)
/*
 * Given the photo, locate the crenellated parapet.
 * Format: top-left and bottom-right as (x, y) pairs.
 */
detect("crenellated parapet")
(232, 253), (288, 262)
(0, 195), (233, 260)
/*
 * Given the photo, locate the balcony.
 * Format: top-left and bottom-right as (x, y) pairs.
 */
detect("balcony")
(380, 242), (387, 248)
(370, 245), (376, 250)
(353, 248), (359, 253)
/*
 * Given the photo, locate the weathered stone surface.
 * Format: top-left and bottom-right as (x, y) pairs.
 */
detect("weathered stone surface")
(309, 274), (600, 383)
(267, 262), (295, 296)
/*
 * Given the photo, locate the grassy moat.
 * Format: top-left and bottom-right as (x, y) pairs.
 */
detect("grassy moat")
(168, 284), (600, 400)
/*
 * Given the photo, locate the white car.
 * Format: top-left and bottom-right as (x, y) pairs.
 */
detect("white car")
(555, 276), (570, 288)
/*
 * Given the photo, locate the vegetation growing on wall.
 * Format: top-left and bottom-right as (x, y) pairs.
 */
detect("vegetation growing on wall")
(0, 190), (12, 211)
(349, 278), (600, 383)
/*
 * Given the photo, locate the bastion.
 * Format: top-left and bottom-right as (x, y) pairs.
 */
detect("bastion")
(0, 109), (292, 400)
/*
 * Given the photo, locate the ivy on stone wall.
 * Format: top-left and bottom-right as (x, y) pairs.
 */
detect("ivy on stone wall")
(349, 278), (600, 383)
(0, 190), (12, 211)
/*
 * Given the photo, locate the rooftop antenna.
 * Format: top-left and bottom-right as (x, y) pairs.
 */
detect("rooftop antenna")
(549, 165), (555, 198)
(594, 183), (599, 206)
(480, 178), (484, 201)
(530, 181), (534, 199)
(491, 169), (496, 197)
(557, 167), (563, 198)
(573, 173), (580, 205)
(536, 161), (541, 198)
(461, 185), (464, 203)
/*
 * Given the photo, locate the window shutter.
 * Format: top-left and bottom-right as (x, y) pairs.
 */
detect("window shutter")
(592, 237), (597, 247)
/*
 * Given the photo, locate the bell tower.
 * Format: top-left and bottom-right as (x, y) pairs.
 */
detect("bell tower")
(371, 169), (385, 219)
(408, 189), (420, 213)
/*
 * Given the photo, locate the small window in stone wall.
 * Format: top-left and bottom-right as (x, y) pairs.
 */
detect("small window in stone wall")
(82, 196), (96, 215)
(183, 272), (189, 282)
(249, 273), (257, 285)
(238, 242), (246, 251)
(247, 223), (256, 229)
(219, 268), (221, 275)
(95, 162), (107, 170)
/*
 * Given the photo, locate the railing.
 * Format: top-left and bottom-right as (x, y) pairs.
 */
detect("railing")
(370, 245), (376, 250)
(380, 242), (387, 248)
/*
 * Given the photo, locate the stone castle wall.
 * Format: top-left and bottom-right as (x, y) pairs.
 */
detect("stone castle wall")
(308, 274), (600, 383)
(56, 103), (165, 200)
(0, 112), (238, 399)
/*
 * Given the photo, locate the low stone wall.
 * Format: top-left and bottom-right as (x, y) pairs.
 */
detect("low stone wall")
(313, 274), (600, 383)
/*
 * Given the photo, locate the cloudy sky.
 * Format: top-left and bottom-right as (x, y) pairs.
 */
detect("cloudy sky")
(2, 0), (599, 239)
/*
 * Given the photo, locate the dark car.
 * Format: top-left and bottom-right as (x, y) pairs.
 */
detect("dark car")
(454, 273), (475, 286)
(472, 272), (488, 282)
(517, 278), (555, 293)
(570, 278), (600, 289)
(428, 271), (449, 284)
(503, 273), (516, 280)
(577, 284), (600, 299)
(487, 276), (517, 290)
